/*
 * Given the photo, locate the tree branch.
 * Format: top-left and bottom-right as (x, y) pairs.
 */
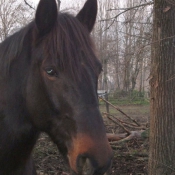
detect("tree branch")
(110, 130), (147, 144)
(101, 1), (154, 31)
(24, 0), (35, 10)
(107, 1), (154, 12)
(103, 112), (147, 130)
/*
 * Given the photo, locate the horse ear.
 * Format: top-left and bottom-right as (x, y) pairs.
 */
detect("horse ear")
(35, 0), (57, 36)
(76, 0), (97, 33)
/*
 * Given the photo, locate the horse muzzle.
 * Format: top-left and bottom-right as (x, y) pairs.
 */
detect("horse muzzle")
(75, 156), (112, 175)
(67, 134), (113, 175)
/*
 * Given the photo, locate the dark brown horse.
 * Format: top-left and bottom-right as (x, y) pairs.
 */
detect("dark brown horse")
(0, 0), (113, 174)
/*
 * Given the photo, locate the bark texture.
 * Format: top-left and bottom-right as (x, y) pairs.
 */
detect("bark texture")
(149, 0), (175, 174)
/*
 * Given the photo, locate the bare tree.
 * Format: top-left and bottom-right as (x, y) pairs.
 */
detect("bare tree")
(0, 0), (34, 41)
(56, 0), (153, 97)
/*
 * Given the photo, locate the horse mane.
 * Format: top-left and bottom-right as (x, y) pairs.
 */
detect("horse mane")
(0, 22), (34, 76)
(0, 12), (101, 79)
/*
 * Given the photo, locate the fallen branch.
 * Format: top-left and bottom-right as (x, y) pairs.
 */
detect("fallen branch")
(108, 130), (148, 144)
(103, 112), (147, 130)
(99, 97), (141, 126)
(106, 115), (131, 135)
(107, 133), (127, 142)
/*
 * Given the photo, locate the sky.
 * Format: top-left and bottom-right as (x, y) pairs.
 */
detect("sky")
(29, 0), (85, 10)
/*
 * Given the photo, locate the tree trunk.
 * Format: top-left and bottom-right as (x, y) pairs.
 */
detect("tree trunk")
(148, 1), (175, 174)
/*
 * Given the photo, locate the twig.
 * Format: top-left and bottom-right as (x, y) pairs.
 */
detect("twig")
(101, 1), (154, 31)
(103, 112), (138, 127)
(107, 1), (154, 12)
(99, 97), (141, 126)
(24, 0), (35, 10)
(122, 122), (146, 130)
(107, 115), (131, 135)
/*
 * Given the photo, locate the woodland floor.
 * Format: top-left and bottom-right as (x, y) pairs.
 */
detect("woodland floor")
(33, 104), (149, 175)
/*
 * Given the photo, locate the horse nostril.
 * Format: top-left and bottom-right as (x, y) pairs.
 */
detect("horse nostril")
(94, 158), (112, 175)
(77, 156), (95, 175)
(76, 156), (112, 175)
(82, 158), (95, 175)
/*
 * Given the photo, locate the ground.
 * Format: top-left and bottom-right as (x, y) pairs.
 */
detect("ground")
(33, 104), (149, 175)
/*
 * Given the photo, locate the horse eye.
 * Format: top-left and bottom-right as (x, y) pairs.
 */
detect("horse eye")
(45, 68), (58, 77)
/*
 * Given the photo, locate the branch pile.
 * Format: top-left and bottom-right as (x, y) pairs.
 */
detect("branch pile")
(98, 97), (149, 144)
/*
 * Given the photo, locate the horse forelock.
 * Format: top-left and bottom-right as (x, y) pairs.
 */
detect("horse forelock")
(42, 13), (101, 80)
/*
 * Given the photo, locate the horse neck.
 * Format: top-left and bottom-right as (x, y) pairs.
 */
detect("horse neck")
(0, 110), (39, 173)
(0, 108), (38, 174)
(0, 29), (38, 174)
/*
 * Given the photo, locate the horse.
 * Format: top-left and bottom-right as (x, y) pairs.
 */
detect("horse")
(0, 0), (113, 174)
